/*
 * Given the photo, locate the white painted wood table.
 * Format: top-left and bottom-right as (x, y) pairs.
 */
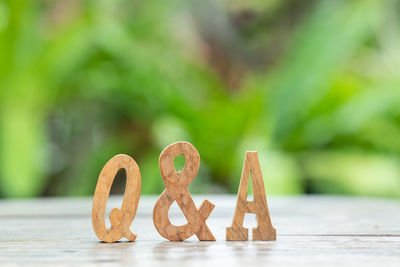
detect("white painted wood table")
(0, 195), (399, 266)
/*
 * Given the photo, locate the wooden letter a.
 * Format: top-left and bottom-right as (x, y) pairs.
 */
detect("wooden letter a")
(226, 151), (276, 241)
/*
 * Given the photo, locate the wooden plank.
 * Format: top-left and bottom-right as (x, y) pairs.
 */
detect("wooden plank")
(1, 235), (399, 266)
(1, 196), (399, 235)
(0, 196), (399, 266)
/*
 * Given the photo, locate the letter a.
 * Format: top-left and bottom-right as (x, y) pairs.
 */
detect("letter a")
(226, 151), (276, 241)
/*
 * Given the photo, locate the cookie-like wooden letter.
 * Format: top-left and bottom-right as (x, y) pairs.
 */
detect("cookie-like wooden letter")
(153, 141), (215, 241)
(226, 151), (276, 241)
(92, 154), (141, 243)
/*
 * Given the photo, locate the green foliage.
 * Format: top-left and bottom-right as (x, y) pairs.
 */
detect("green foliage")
(0, 0), (400, 198)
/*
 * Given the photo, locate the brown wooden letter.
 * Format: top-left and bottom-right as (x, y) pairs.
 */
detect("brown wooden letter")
(153, 141), (215, 241)
(226, 151), (276, 241)
(92, 154), (141, 243)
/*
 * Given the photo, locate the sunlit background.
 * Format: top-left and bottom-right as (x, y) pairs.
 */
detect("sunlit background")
(0, 0), (400, 198)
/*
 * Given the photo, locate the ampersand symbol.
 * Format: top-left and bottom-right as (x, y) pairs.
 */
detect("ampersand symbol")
(153, 142), (216, 241)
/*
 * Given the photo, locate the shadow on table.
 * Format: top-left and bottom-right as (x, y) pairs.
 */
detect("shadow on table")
(152, 240), (276, 262)
(89, 239), (276, 264)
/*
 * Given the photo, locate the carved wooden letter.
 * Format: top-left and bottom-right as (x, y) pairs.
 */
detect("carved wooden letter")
(226, 151), (276, 241)
(153, 141), (215, 241)
(92, 154), (141, 243)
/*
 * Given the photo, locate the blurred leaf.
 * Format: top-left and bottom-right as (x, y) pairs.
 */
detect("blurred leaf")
(268, 0), (384, 148)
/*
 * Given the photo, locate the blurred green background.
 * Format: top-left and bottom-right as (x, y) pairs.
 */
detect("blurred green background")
(1, 0), (400, 198)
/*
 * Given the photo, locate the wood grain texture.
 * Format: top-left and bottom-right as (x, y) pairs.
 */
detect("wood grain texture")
(1, 196), (400, 266)
(153, 141), (215, 241)
(92, 154), (141, 243)
(227, 151), (276, 241)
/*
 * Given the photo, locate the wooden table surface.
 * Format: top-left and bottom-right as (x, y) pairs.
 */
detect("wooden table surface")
(0, 195), (399, 266)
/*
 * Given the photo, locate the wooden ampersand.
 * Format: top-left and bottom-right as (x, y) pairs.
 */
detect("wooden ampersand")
(153, 141), (216, 241)
(92, 154), (141, 243)
(226, 151), (276, 241)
